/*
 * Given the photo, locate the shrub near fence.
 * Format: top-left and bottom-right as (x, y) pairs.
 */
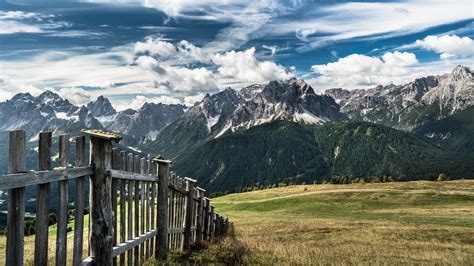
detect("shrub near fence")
(0, 129), (229, 266)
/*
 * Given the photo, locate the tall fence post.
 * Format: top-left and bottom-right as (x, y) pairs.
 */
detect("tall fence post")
(82, 130), (122, 266)
(154, 155), (171, 261)
(203, 197), (211, 241)
(196, 187), (205, 242)
(183, 177), (196, 249)
(6, 130), (26, 266)
(209, 206), (215, 241)
(35, 132), (52, 266)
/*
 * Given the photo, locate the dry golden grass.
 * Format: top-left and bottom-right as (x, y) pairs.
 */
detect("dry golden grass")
(181, 180), (474, 265)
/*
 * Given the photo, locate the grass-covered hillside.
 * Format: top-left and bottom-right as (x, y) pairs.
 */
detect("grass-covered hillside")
(171, 180), (474, 265)
(172, 120), (474, 192)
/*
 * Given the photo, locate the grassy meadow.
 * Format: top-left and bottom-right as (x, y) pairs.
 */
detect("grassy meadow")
(170, 180), (474, 264)
(1, 180), (473, 265)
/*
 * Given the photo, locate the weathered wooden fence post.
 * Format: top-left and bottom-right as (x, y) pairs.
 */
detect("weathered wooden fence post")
(196, 187), (205, 242)
(82, 130), (121, 266)
(6, 130), (26, 266)
(183, 177), (196, 249)
(35, 132), (52, 266)
(73, 135), (86, 266)
(154, 155), (171, 261)
(209, 205), (216, 241)
(203, 197), (211, 241)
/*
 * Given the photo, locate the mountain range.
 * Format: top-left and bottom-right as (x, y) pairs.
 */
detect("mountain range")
(0, 65), (473, 192)
(0, 91), (185, 145)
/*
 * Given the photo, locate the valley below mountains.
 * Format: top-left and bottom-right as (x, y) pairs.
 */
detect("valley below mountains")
(0, 66), (473, 193)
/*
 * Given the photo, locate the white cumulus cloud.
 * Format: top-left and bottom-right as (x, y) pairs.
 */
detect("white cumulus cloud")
(134, 37), (177, 57)
(212, 47), (293, 83)
(311, 51), (419, 88)
(415, 35), (474, 59)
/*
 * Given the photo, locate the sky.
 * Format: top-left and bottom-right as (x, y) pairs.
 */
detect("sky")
(0, 0), (473, 110)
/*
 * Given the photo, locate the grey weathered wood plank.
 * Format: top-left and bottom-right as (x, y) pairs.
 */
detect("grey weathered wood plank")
(56, 134), (69, 266)
(133, 155), (140, 266)
(119, 151), (126, 266)
(112, 148), (118, 266)
(139, 158), (146, 261)
(126, 153), (134, 266)
(203, 198), (211, 241)
(169, 185), (175, 249)
(196, 187), (205, 242)
(6, 130), (26, 266)
(108, 169), (157, 182)
(34, 132), (52, 266)
(73, 135), (86, 266)
(112, 230), (158, 258)
(156, 159), (171, 260)
(149, 158), (156, 256)
(0, 166), (94, 190)
(183, 179), (196, 249)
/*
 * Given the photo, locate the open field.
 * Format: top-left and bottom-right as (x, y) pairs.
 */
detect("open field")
(1, 180), (473, 265)
(171, 180), (474, 264)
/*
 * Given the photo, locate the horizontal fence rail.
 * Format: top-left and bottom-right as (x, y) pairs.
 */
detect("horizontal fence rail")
(0, 129), (229, 266)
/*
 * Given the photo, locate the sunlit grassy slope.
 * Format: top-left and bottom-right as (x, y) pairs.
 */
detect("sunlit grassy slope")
(180, 180), (474, 264)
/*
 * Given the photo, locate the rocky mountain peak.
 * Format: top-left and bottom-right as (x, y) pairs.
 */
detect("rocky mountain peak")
(37, 90), (63, 104)
(10, 92), (35, 103)
(87, 95), (117, 117)
(450, 65), (472, 79)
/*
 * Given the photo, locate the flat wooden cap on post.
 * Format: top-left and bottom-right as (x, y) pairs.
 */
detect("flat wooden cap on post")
(153, 155), (172, 261)
(81, 129), (121, 266)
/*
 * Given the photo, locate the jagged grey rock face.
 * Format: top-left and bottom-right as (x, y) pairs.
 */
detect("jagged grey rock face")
(0, 91), (186, 144)
(0, 91), (103, 141)
(421, 65), (474, 114)
(87, 96), (117, 117)
(220, 79), (345, 136)
(107, 103), (186, 142)
(325, 66), (473, 129)
(160, 78), (346, 141)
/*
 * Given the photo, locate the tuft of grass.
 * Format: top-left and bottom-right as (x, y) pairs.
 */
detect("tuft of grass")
(166, 224), (249, 265)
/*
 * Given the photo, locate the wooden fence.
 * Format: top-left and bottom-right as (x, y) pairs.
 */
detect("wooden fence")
(0, 129), (229, 266)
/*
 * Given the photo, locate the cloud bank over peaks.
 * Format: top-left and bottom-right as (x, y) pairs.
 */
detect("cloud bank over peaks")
(212, 48), (294, 83)
(311, 51), (419, 89)
(133, 37), (294, 87)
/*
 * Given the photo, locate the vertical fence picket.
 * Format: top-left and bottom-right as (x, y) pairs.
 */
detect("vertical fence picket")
(149, 158), (156, 256)
(183, 178), (195, 250)
(6, 130), (26, 266)
(139, 158), (146, 262)
(56, 134), (69, 266)
(73, 135), (86, 266)
(111, 148), (118, 266)
(155, 157), (171, 261)
(35, 132), (52, 266)
(126, 153), (134, 266)
(133, 155), (140, 266)
(119, 151), (126, 266)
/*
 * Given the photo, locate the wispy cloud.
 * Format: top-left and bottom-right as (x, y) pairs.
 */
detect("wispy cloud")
(0, 10), (70, 34)
(267, 0), (473, 52)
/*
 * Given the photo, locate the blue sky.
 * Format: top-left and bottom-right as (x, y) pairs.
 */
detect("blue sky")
(0, 0), (473, 110)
